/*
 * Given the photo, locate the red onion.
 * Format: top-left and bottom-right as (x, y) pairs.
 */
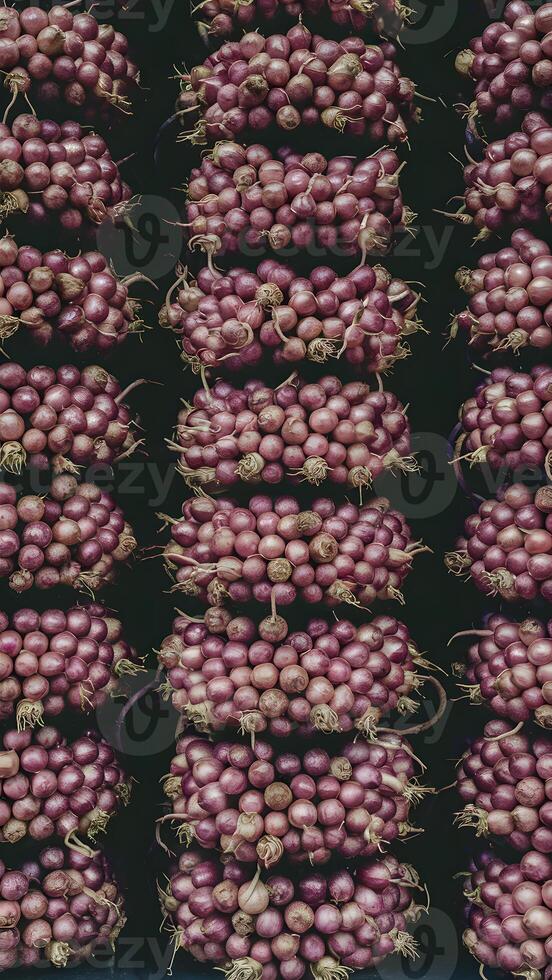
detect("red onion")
(162, 494), (430, 610)
(456, 719), (552, 853)
(163, 257), (420, 374)
(0, 602), (141, 729)
(161, 849), (426, 977)
(180, 29), (417, 144)
(181, 143), (414, 265)
(0, 115), (132, 231)
(455, 364), (552, 478)
(446, 483), (552, 605)
(193, 0), (410, 40)
(0, 236), (145, 351)
(158, 608), (444, 738)
(456, 2), (552, 130)
(463, 849), (552, 978)
(168, 374), (415, 492)
(0, 844), (124, 970)
(160, 731), (428, 865)
(451, 230), (552, 355)
(0, 477), (136, 595)
(444, 113), (552, 239)
(0, 726), (130, 852)
(0, 362), (143, 474)
(0, 5), (136, 117)
(450, 613), (552, 730)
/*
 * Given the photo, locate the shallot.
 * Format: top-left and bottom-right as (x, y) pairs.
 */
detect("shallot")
(162, 494), (430, 609)
(0, 362), (143, 475)
(160, 848), (426, 978)
(182, 142), (413, 262)
(158, 607), (442, 738)
(163, 258), (420, 374)
(445, 483), (552, 604)
(159, 731), (428, 865)
(0, 476), (137, 594)
(0, 602), (142, 730)
(169, 374), (415, 493)
(0, 726), (131, 852)
(180, 27), (418, 144)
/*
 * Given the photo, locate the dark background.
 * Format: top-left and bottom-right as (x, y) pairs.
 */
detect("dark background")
(0, 1), (544, 978)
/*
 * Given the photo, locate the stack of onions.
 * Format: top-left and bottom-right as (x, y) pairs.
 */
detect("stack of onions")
(456, 719), (552, 852)
(169, 375), (414, 493)
(0, 362), (142, 475)
(164, 259), (420, 374)
(194, 0), (409, 41)
(0, 727), (131, 850)
(445, 483), (552, 603)
(462, 850), (552, 977)
(183, 142), (412, 262)
(0, 845), (124, 971)
(0, 113), (132, 230)
(162, 494), (429, 609)
(160, 732), (426, 865)
(0, 603), (141, 730)
(0, 476), (136, 594)
(455, 364), (552, 476)
(180, 27), (417, 144)
(158, 608), (440, 737)
(451, 230), (552, 355)
(446, 111), (552, 239)
(0, 236), (143, 351)
(160, 849), (426, 978)
(449, 613), (552, 729)
(0, 6), (137, 115)
(456, 1), (552, 129)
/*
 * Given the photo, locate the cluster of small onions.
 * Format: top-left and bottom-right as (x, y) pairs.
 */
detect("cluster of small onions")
(164, 259), (420, 375)
(445, 483), (552, 605)
(456, 2), (552, 128)
(0, 727), (130, 850)
(0, 6), (137, 116)
(0, 845), (124, 971)
(0, 113), (131, 231)
(0, 362), (141, 476)
(0, 236), (141, 352)
(163, 494), (427, 610)
(195, 0), (409, 40)
(0, 477), (136, 595)
(160, 849), (424, 979)
(184, 142), (411, 262)
(0, 603), (141, 731)
(456, 719), (552, 853)
(454, 112), (552, 238)
(171, 375), (413, 493)
(455, 364), (552, 476)
(452, 230), (552, 354)
(462, 850), (552, 978)
(158, 608), (432, 738)
(450, 613), (552, 730)
(181, 27), (417, 144)
(161, 732), (423, 867)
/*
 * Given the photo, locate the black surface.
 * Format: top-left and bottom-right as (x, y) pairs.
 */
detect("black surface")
(0, 1), (538, 979)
